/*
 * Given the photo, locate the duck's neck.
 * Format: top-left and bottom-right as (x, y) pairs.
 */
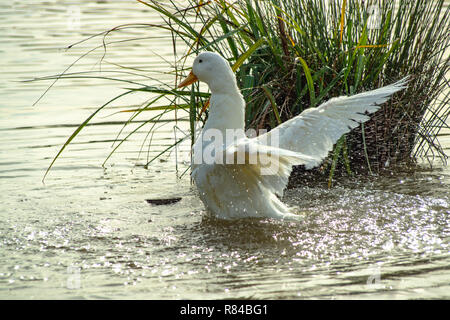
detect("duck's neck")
(203, 88), (245, 136)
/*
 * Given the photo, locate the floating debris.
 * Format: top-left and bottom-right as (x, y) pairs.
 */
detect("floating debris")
(146, 197), (182, 205)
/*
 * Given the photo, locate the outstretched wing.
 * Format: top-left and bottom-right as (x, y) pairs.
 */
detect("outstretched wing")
(205, 138), (315, 197)
(256, 77), (409, 169)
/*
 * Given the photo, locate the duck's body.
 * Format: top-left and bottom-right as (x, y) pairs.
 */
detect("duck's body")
(179, 52), (408, 220)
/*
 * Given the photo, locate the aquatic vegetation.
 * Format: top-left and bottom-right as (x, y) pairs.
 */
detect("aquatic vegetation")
(34, 0), (449, 184)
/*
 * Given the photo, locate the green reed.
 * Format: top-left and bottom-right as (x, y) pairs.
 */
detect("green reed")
(37, 0), (449, 184)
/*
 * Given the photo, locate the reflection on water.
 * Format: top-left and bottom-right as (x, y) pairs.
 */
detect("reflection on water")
(0, 1), (449, 299)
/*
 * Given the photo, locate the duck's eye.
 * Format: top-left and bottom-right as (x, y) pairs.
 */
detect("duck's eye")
(199, 59), (203, 63)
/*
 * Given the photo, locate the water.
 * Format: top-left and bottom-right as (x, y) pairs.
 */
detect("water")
(1, 1), (449, 299)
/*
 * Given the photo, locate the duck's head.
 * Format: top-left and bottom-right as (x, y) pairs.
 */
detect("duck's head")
(178, 52), (238, 94)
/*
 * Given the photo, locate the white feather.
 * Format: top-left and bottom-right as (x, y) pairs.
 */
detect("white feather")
(257, 77), (410, 169)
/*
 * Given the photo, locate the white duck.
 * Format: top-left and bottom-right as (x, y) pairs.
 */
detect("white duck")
(178, 52), (408, 220)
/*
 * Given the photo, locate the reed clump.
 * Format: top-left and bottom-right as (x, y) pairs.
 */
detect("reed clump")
(39, 0), (450, 185)
(159, 0), (449, 184)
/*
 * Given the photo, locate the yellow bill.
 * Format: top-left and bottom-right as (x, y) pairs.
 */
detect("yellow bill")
(178, 70), (198, 88)
(178, 70), (210, 118)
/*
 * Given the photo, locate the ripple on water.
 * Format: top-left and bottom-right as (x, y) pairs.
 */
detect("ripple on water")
(1, 166), (449, 299)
